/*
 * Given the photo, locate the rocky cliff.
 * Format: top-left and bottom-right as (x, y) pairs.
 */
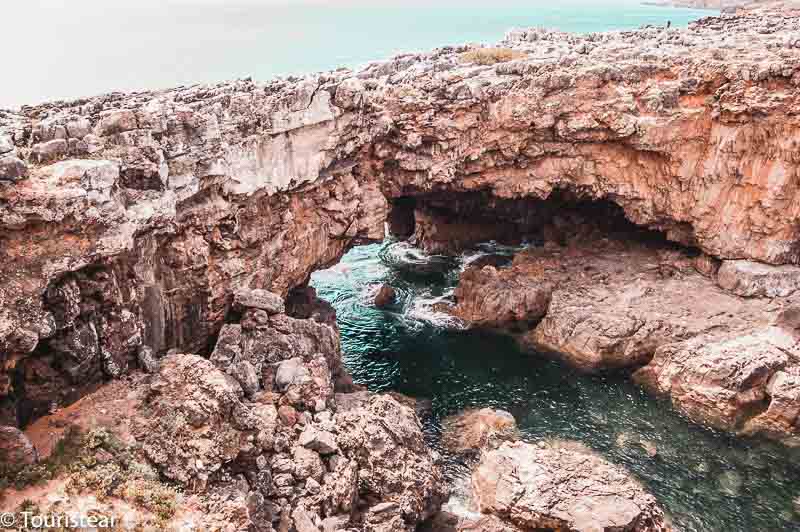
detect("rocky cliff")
(2, 0), (800, 447)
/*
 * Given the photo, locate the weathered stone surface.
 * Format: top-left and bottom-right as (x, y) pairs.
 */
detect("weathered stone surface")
(3, 3), (800, 427)
(133, 353), (249, 489)
(512, 228), (775, 372)
(335, 393), (447, 530)
(717, 260), (800, 298)
(634, 324), (800, 443)
(0, 425), (38, 465)
(2, 0), (800, 458)
(441, 408), (518, 454)
(453, 261), (551, 331)
(128, 301), (444, 531)
(234, 289), (286, 315)
(0, 135), (13, 155)
(0, 155), (27, 181)
(742, 370), (800, 444)
(472, 440), (671, 532)
(209, 295), (345, 412)
(136, 346), (160, 374)
(445, 210), (800, 443)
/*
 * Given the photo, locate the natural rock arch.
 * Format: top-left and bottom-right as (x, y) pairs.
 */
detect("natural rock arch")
(3, 6), (800, 426)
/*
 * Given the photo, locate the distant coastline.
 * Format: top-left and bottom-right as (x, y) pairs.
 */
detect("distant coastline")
(642, 0), (760, 11)
(642, 0), (718, 9)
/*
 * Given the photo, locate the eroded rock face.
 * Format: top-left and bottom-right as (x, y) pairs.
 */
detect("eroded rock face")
(131, 293), (445, 531)
(717, 260), (800, 298)
(0, 425), (38, 465)
(472, 440), (671, 532)
(453, 262), (551, 332)
(2, 0), (800, 446)
(634, 323), (800, 444)
(446, 210), (800, 443)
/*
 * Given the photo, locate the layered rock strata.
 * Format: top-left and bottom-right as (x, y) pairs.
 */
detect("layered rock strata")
(2, 0), (800, 448)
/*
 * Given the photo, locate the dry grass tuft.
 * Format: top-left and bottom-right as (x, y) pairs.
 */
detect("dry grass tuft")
(460, 47), (526, 65)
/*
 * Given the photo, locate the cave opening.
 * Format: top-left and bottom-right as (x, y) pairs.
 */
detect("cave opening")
(387, 188), (700, 259)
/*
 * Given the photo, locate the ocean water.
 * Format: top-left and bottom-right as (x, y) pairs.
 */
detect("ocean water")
(3, 0), (711, 108)
(311, 242), (800, 532)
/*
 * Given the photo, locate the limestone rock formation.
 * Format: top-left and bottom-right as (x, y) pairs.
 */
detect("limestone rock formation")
(129, 293), (445, 531)
(471, 440), (672, 532)
(634, 322), (800, 445)
(0, 425), (38, 465)
(2, 0), (800, 473)
(452, 261), (551, 331)
(446, 208), (800, 444)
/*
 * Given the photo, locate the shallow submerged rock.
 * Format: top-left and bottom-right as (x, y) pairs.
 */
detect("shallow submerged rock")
(472, 439), (672, 532)
(374, 284), (397, 308)
(441, 407), (518, 454)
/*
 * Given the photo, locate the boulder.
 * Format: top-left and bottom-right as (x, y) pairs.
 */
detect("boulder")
(137, 346), (160, 373)
(132, 353), (251, 489)
(0, 135), (13, 155)
(275, 357), (310, 392)
(0, 425), (38, 465)
(374, 284), (397, 308)
(234, 289), (286, 315)
(717, 260), (800, 298)
(634, 326), (800, 439)
(0, 155), (27, 181)
(299, 426), (339, 455)
(472, 440), (671, 531)
(453, 262), (551, 331)
(335, 393), (447, 529)
(441, 408), (518, 454)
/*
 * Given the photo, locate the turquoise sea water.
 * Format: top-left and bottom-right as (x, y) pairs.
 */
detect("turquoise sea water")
(3, 0), (710, 107)
(311, 243), (800, 532)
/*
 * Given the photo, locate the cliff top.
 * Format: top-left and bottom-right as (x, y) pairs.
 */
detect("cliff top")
(1, 0), (799, 134)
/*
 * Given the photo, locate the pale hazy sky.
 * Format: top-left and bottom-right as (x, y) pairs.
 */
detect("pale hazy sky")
(2, 0), (697, 108)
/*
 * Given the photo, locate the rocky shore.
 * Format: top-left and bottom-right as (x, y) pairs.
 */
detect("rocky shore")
(430, 410), (672, 532)
(447, 208), (800, 445)
(2, 292), (445, 531)
(3, 0), (800, 529)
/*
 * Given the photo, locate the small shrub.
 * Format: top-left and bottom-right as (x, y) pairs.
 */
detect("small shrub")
(0, 425), (84, 495)
(2, 424), (178, 521)
(460, 47), (527, 65)
(116, 478), (178, 520)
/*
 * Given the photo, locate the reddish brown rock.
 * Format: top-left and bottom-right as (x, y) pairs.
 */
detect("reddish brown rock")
(472, 440), (671, 532)
(441, 408), (519, 454)
(2, 0), (800, 455)
(374, 284), (397, 308)
(634, 324), (800, 444)
(447, 220), (800, 444)
(453, 261), (552, 331)
(0, 425), (38, 465)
